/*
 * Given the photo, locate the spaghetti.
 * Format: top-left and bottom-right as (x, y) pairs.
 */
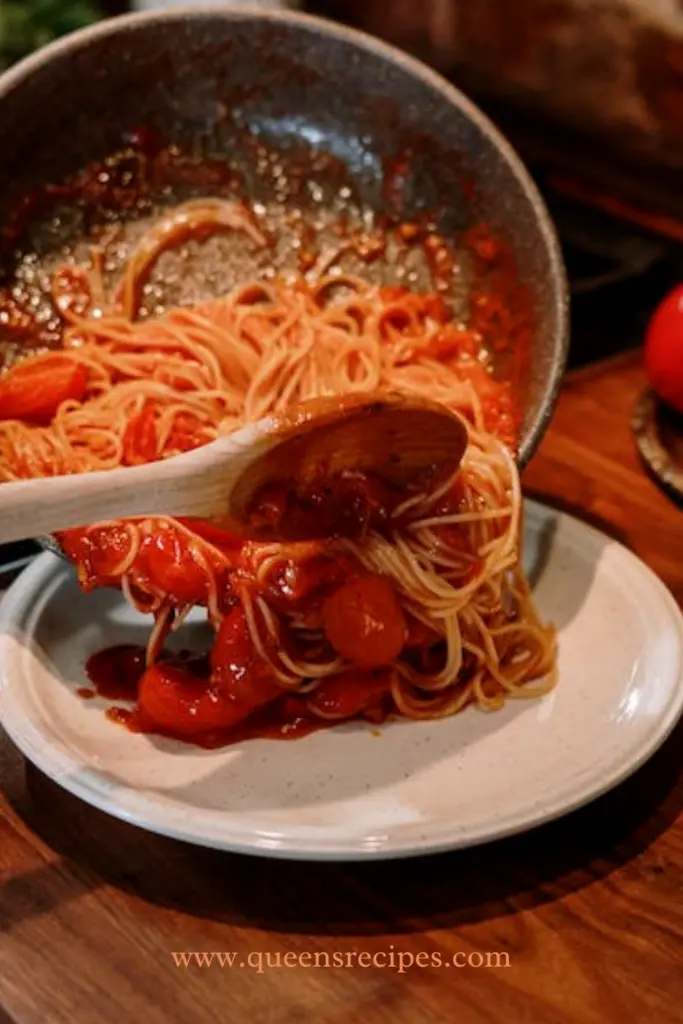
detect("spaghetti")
(0, 198), (556, 745)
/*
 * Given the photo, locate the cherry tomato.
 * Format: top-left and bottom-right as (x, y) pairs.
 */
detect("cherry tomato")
(644, 285), (683, 413)
(59, 524), (134, 587)
(144, 527), (209, 605)
(138, 664), (240, 735)
(176, 518), (243, 552)
(265, 553), (360, 609)
(122, 401), (158, 466)
(210, 605), (281, 722)
(0, 356), (87, 423)
(322, 574), (406, 668)
(306, 669), (391, 720)
(166, 412), (210, 453)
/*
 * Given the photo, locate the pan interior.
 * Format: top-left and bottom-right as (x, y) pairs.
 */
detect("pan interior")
(0, 11), (567, 461)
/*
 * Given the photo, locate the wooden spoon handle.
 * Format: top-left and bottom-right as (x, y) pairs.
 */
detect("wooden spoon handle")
(0, 460), (187, 544)
(0, 422), (274, 544)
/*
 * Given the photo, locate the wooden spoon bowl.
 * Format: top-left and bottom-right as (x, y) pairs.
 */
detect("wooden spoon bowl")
(0, 392), (468, 546)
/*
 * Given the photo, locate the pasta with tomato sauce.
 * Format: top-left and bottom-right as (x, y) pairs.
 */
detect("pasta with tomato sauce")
(0, 197), (556, 746)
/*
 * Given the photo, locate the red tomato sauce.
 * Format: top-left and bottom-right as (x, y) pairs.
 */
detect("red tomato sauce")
(71, 467), (479, 747)
(86, 642), (393, 747)
(248, 470), (400, 541)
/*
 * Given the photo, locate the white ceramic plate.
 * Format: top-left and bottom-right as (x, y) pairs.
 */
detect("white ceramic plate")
(0, 499), (681, 860)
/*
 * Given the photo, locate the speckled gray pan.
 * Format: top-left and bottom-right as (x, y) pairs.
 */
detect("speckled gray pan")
(0, 4), (568, 466)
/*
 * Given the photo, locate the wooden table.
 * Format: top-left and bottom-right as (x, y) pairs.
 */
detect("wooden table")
(1, 352), (682, 1024)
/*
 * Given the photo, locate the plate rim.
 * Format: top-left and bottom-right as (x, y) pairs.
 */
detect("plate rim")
(1, 498), (682, 861)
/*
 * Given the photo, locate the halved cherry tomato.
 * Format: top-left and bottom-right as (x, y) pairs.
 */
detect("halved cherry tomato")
(210, 606), (281, 722)
(0, 356), (87, 423)
(211, 604), (256, 675)
(122, 401), (158, 466)
(138, 664), (240, 736)
(140, 605), (284, 735)
(644, 284), (683, 413)
(322, 574), (406, 668)
(144, 527), (209, 605)
(306, 669), (392, 720)
(59, 524), (134, 588)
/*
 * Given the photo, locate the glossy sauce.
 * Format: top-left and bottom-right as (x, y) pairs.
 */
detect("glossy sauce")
(84, 643), (381, 747)
(248, 470), (397, 541)
(85, 644), (146, 700)
(84, 643), (393, 748)
(106, 699), (334, 748)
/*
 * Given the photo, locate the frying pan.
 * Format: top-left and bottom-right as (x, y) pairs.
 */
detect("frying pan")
(0, 4), (568, 470)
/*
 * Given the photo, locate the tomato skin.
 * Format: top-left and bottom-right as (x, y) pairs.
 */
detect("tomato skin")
(122, 401), (158, 466)
(306, 669), (391, 719)
(140, 606), (283, 734)
(59, 525), (133, 588)
(264, 553), (359, 610)
(144, 527), (209, 605)
(645, 285), (683, 413)
(0, 356), (87, 423)
(166, 412), (210, 453)
(210, 606), (281, 721)
(138, 664), (241, 735)
(322, 574), (406, 668)
(176, 518), (243, 552)
(210, 606), (255, 676)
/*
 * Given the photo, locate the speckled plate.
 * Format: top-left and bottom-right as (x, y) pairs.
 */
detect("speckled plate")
(1, 499), (682, 860)
(633, 388), (683, 504)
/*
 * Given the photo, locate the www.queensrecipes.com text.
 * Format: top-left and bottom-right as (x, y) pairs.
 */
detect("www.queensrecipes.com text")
(172, 949), (511, 973)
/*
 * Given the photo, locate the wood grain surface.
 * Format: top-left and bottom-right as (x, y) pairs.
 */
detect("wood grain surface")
(1, 352), (682, 1024)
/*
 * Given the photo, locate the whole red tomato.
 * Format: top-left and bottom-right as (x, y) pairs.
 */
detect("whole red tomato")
(644, 285), (683, 413)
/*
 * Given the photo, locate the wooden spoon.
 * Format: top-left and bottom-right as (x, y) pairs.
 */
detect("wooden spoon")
(0, 392), (468, 545)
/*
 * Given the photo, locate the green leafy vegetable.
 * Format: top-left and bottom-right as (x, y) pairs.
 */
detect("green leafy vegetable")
(0, 0), (102, 71)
